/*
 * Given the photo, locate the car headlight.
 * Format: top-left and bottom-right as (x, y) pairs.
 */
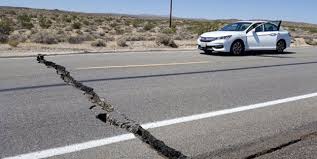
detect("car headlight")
(217, 35), (232, 40)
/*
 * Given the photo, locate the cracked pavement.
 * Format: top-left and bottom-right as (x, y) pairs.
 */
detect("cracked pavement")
(1, 48), (317, 159)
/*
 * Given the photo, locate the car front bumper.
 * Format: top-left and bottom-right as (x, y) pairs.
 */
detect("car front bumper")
(197, 39), (231, 52)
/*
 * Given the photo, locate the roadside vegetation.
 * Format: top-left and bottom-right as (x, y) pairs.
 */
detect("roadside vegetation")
(304, 38), (317, 46)
(0, 6), (317, 52)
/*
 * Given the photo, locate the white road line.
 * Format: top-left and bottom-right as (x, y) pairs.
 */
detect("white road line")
(76, 61), (210, 70)
(4, 92), (317, 159)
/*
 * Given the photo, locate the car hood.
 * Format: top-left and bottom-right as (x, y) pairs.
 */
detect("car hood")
(200, 31), (243, 38)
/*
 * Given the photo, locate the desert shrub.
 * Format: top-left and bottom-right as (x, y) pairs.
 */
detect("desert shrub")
(17, 14), (34, 29)
(80, 33), (95, 41)
(51, 15), (57, 21)
(173, 34), (188, 40)
(145, 36), (156, 41)
(103, 35), (115, 41)
(62, 15), (72, 23)
(0, 33), (8, 43)
(67, 33), (94, 44)
(155, 34), (178, 48)
(114, 27), (124, 34)
(187, 21), (222, 35)
(17, 14), (31, 23)
(117, 37), (128, 47)
(72, 22), (82, 29)
(67, 35), (84, 44)
(306, 27), (317, 34)
(94, 18), (104, 25)
(125, 34), (145, 41)
(287, 26), (296, 32)
(71, 15), (78, 20)
(105, 17), (114, 21)
(5, 10), (16, 15)
(91, 39), (106, 47)
(173, 28), (195, 40)
(89, 25), (98, 32)
(9, 33), (27, 42)
(83, 28), (90, 32)
(39, 16), (52, 29)
(108, 29), (116, 35)
(83, 20), (90, 25)
(8, 40), (19, 47)
(99, 31), (105, 37)
(101, 25), (111, 33)
(115, 18), (122, 24)
(305, 38), (317, 45)
(31, 30), (59, 44)
(109, 22), (118, 28)
(0, 18), (13, 35)
(131, 19), (144, 27)
(143, 22), (155, 31)
(162, 27), (177, 34)
(64, 26), (73, 31)
(75, 30), (83, 35)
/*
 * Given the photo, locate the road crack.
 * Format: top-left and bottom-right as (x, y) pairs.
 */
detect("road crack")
(36, 54), (188, 159)
(245, 132), (317, 159)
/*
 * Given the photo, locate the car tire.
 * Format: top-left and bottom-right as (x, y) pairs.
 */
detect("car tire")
(276, 40), (286, 53)
(204, 50), (213, 54)
(230, 40), (245, 55)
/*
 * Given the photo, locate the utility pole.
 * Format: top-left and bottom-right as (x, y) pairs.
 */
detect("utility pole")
(169, 0), (173, 28)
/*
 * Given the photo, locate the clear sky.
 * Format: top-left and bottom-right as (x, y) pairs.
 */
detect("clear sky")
(1, 0), (317, 24)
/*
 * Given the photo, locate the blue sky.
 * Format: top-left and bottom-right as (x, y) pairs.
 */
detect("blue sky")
(1, 0), (317, 24)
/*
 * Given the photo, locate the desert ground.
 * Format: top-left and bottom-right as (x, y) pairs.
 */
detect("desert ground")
(0, 6), (317, 56)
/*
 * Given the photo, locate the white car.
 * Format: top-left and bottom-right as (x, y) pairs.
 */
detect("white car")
(197, 20), (291, 55)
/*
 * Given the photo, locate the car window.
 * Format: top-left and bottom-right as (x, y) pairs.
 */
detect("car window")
(268, 21), (282, 30)
(220, 22), (252, 31)
(264, 23), (278, 31)
(247, 23), (262, 33)
(255, 25), (264, 32)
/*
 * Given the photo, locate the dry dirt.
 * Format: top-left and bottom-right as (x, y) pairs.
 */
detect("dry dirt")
(1, 6), (317, 57)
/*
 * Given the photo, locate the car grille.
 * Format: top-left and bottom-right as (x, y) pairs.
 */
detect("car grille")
(200, 37), (216, 42)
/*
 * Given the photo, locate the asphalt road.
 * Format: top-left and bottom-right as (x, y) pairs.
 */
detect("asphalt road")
(1, 48), (317, 159)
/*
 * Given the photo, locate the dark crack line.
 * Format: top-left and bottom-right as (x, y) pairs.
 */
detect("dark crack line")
(36, 54), (188, 159)
(244, 132), (317, 159)
(244, 139), (301, 159)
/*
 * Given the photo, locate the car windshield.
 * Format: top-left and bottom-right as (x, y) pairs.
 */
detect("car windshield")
(220, 22), (252, 31)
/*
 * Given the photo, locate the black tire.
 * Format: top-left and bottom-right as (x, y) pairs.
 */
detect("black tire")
(276, 40), (286, 53)
(230, 40), (245, 55)
(204, 50), (213, 54)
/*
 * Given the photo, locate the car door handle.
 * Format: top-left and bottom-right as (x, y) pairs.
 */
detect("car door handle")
(269, 33), (277, 36)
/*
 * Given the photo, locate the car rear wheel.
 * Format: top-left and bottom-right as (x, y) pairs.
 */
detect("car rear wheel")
(230, 40), (245, 55)
(276, 40), (286, 53)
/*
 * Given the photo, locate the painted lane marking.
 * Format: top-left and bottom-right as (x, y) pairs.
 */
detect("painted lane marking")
(4, 92), (317, 159)
(76, 61), (210, 70)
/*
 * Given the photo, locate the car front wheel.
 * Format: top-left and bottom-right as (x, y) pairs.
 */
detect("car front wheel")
(230, 40), (245, 55)
(204, 50), (213, 54)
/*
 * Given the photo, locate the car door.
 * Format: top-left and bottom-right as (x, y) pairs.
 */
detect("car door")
(246, 24), (263, 50)
(261, 23), (280, 49)
(247, 23), (279, 50)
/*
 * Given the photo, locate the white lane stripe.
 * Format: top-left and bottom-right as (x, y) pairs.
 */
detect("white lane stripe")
(76, 61), (210, 70)
(4, 92), (317, 159)
(3, 134), (135, 159)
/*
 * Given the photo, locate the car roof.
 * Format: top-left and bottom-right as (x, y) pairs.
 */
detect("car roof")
(237, 20), (268, 24)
